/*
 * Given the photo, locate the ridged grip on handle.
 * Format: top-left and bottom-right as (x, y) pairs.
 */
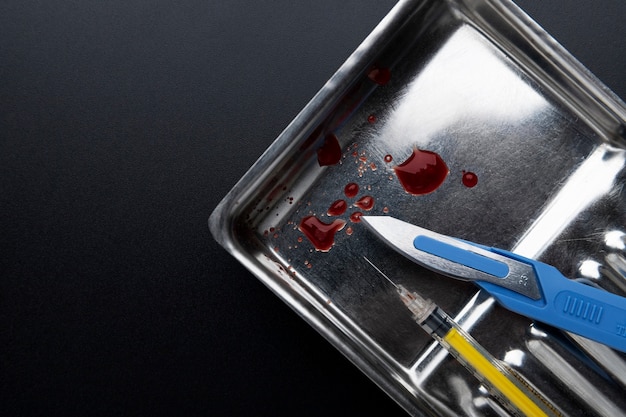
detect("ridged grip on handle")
(478, 249), (626, 353)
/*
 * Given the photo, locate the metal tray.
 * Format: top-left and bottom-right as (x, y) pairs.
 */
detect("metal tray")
(210, 0), (626, 415)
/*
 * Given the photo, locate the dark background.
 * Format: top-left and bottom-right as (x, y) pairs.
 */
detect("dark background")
(2, 1), (624, 416)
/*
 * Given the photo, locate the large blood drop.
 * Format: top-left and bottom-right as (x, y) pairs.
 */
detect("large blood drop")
(394, 149), (449, 195)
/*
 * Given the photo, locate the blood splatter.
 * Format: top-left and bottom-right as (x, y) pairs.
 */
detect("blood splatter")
(394, 149), (449, 195)
(368, 114), (377, 124)
(355, 195), (374, 211)
(327, 199), (347, 216)
(462, 171), (478, 188)
(298, 216), (346, 252)
(317, 133), (342, 166)
(344, 182), (359, 198)
(350, 212), (363, 223)
(368, 66), (391, 86)
(384, 154), (393, 163)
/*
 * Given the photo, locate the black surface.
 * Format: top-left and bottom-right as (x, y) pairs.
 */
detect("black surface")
(1, 1), (624, 416)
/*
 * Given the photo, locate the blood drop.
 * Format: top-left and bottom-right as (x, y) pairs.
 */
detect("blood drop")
(394, 149), (449, 195)
(327, 199), (347, 216)
(368, 66), (391, 85)
(462, 171), (478, 188)
(317, 133), (342, 166)
(350, 211), (363, 223)
(344, 182), (359, 198)
(355, 195), (374, 211)
(298, 216), (346, 252)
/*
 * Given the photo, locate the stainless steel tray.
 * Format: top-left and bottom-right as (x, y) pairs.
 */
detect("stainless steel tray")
(210, 0), (626, 415)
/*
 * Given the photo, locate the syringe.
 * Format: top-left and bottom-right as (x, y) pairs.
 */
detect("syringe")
(364, 257), (561, 417)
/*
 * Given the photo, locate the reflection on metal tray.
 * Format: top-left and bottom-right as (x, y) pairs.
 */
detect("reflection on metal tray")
(210, 0), (626, 415)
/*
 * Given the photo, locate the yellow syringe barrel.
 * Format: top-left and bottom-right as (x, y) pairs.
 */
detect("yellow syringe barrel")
(397, 285), (560, 417)
(441, 326), (550, 417)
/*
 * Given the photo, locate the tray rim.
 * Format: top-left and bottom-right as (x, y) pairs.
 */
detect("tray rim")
(209, 0), (626, 414)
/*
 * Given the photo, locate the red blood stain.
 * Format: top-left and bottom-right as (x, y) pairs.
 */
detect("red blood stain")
(327, 199), (348, 216)
(355, 195), (374, 211)
(299, 216), (346, 252)
(329, 80), (365, 129)
(346, 226), (353, 236)
(350, 211), (363, 223)
(344, 182), (359, 198)
(317, 133), (342, 166)
(394, 149), (449, 195)
(462, 171), (479, 188)
(299, 124), (324, 151)
(367, 114), (377, 124)
(384, 154), (393, 163)
(368, 66), (391, 85)
(266, 182), (287, 203)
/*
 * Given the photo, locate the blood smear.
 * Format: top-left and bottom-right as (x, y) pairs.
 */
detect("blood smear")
(394, 149), (449, 195)
(298, 216), (346, 252)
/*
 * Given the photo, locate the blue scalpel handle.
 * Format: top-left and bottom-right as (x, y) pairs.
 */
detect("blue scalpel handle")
(414, 238), (626, 353)
(479, 249), (626, 353)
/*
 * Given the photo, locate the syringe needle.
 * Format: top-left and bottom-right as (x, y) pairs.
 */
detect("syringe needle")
(364, 257), (561, 417)
(363, 256), (398, 289)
